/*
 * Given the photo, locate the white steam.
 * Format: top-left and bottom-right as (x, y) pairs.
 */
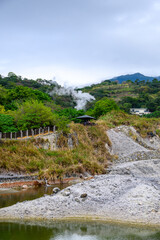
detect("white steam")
(50, 86), (95, 110)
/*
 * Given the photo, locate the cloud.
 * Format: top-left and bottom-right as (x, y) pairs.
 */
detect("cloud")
(0, 0), (160, 85)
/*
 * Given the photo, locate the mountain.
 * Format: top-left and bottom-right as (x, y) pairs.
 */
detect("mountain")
(110, 73), (159, 83)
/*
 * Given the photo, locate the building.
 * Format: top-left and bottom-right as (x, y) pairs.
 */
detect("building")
(130, 108), (151, 116)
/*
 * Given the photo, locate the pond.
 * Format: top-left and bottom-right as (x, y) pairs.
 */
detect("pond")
(0, 184), (68, 208)
(0, 221), (159, 240)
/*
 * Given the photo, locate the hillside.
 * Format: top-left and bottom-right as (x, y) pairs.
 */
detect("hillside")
(2, 72), (160, 135)
(80, 75), (160, 116)
(0, 72), (96, 134)
(0, 122), (111, 179)
(80, 81), (138, 102)
(1, 110), (160, 179)
(80, 72), (160, 101)
(0, 73), (94, 110)
(2, 72), (160, 181)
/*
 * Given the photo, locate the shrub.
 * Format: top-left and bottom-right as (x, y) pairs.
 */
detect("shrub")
(9, 100), (58, 130)
(0, 114), (17, 132)
(92, 97), (119, 118)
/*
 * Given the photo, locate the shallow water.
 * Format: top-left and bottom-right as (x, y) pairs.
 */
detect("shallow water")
(0, 221), (159, 240)
(0, 184), (68, 208)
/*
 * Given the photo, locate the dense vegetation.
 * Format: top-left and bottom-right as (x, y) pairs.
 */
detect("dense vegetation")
(87, 97), (119, 118)
(1, 72), (160, 179)
(0, 73), (86, 133)
(0, 72), (77, 109)
(80, 78), (160, 116)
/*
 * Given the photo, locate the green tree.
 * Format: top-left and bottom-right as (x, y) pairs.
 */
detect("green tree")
(56, 108), (85, 122)
(10, 100), (57, 130)
(8, 86), (51, 102)
(145, 111), (160, 118)
(8, 72), (17, 77)
(120, 103), (132, 113)
(135, 79), (140, 85)
(0, 85), (8, 106)
(92, 97), (119, 118)
(0, 114), (17, 132)
(0, 105), (5, 114)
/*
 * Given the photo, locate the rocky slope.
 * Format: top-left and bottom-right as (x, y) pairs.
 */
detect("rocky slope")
(107, 126), (160, 163)
(0, 126), (160, 226)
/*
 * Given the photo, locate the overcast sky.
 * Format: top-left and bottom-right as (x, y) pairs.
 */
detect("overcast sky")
(1, 0), (160, 86)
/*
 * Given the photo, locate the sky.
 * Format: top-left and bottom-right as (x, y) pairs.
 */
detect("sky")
(1, 0), (160, 86)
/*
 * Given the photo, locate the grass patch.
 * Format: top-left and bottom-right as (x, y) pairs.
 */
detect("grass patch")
(0, 123), (111, 180)
(99, 110), (160, 137)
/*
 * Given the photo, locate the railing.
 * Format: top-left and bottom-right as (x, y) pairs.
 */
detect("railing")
(0, 126), (56, 140)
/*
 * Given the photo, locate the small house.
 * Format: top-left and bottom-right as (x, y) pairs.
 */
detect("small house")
(130, 108), (150, 116)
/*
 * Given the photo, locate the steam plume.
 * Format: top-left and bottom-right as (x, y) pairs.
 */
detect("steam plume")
(50, 86), (95, 110)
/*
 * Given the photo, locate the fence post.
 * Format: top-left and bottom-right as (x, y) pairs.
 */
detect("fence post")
(0, 132), (2, 140)
(48, 126), (50, 134)
(35, 129), (37, 136)
(53, 126), (56, 132)
(39, 128), (41, 135)
(10, 132), (12, 140)
(74, 132), (79, 145)
(55, 133), (58, 150)
(20, 130), (23, 138)
(31, 129), (34, 137)
(68, 134), (73, 150)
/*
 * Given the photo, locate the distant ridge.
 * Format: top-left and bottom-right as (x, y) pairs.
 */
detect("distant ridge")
(110, 73), (160, 84)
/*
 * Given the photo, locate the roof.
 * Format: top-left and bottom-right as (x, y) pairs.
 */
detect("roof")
(76, 115), (95, 120)
(130, 108), (148, 110)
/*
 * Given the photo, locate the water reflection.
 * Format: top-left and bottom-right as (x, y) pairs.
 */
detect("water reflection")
(0, 221), (159, 240)
(0, 184), (68, 208)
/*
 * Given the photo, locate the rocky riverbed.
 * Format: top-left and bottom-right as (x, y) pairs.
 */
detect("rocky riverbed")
(0, 172), (37, 183)
(0, 126), (160, 226)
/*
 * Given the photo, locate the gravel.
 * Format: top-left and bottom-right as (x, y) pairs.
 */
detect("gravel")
(0, 160), (160, 226)
(107, 126), (160, 163)
(0, 126), (160, 226)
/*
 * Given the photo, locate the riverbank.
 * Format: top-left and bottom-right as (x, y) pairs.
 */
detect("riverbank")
(0, 174), (84, 190)
(0, 126), (160, 226)
(0, 158), (160, 226)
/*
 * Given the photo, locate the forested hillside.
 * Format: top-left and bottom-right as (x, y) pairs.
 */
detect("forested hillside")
(1, 72), (160, 178)
(80, 77), (160, 117)
(0, 72), (86, 133)
(2, 72), (160, 134)
(0, 72), (78, 109)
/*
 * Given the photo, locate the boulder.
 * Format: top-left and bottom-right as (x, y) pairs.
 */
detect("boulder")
(80, 193), (87, 198)
(53, 187), (60, 194)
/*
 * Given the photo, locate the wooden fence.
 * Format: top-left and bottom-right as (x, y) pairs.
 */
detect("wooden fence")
(0, 126), (56, 140)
